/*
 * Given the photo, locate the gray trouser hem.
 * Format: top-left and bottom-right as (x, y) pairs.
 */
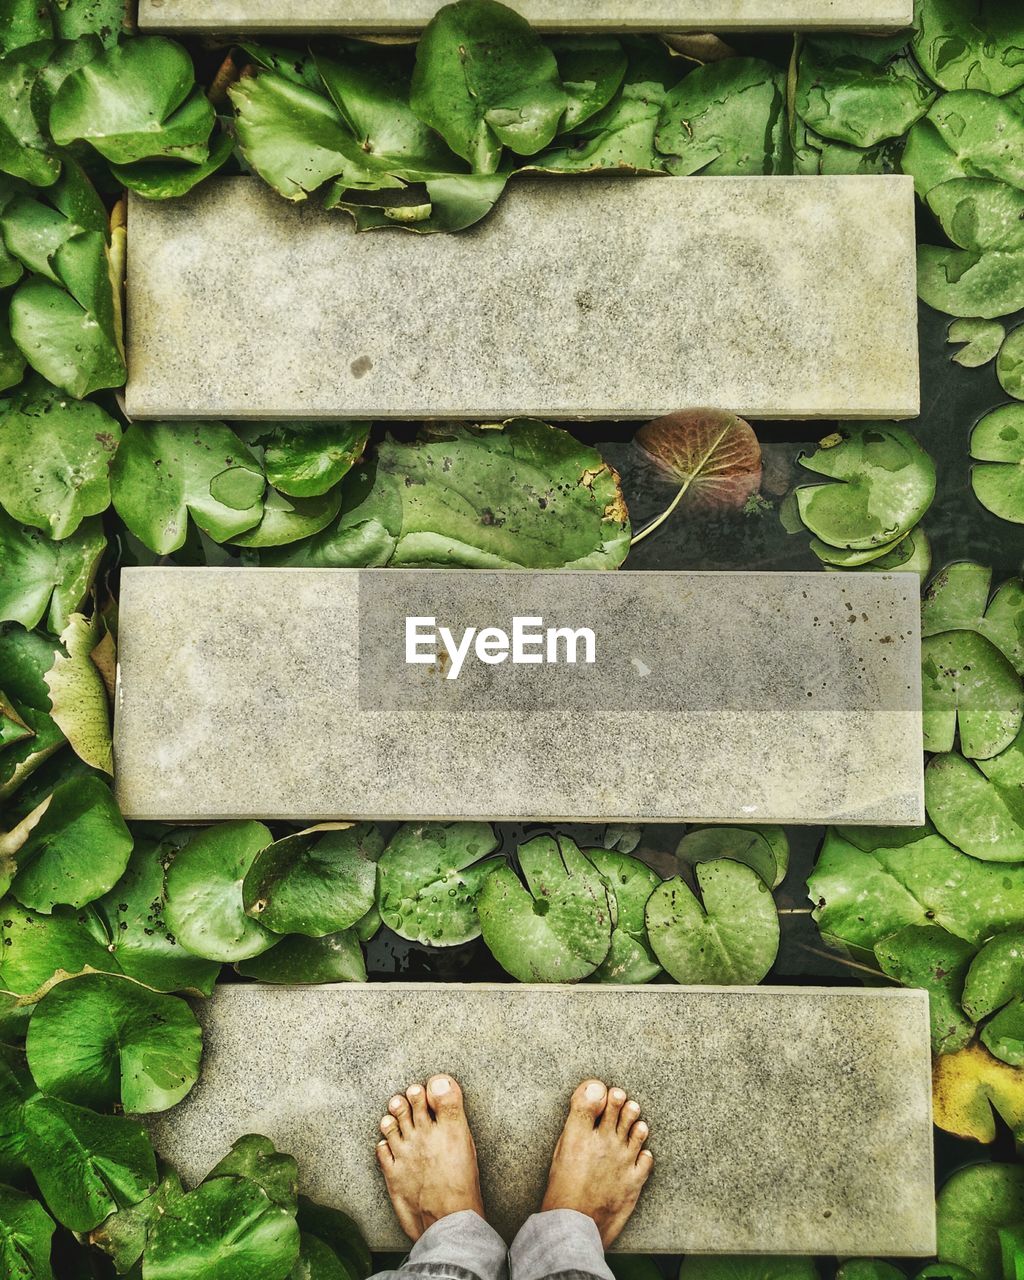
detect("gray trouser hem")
(399, 1210), (509, 1280)
(509, 1210), (615, 1280)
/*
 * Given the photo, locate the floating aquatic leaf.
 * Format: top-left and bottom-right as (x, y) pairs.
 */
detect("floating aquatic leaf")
(921, 630), (1023, 758)
(971, 403), (1024, 522)
(478, 834), (612, 983)
(917, 246), (1024, 320)
(376, 821), (499, 946)
(164, 821), (277, 963)
(0, 897), (116, 995)
(0, 511), (104, 633)
(549, 37), (627, 133)
(997, 326), (1024, 401)
(982, 998), (1024, 1067)
(925, 752), (1024, 861)
(0, 45), (61, 187)
(874, 923), (976, 1055)
(243, 825), (381, 937)
(295, 1197), (371, 1280)
(936, 1162), (1024, 1280)
(235, 930), (366, 984)
(110, 129), (235, 200)
(913, 0), (1024, 95)
(0, 1183), (54, 1280)
(229, 487), (343, 549)
(26, 972), (202, 1113)
(410, 0), (567, 173)
(963, 928), (1024, 1022)
(794, 424), (935, 550)
(656, 57), (788, 176)
(929, 182), (1024, 255)
(948, 318), (1006, 367)
(922, 562), (1024, 674)
(646, 860), (779, 985)
(241, 422), (371, 498)
(588, 849), (662, 984)
(90, 1170), (185, 1274)
(43, 611), (111, 774)
(206, 1135), (298, 1213)
(675, 825), (789, 889)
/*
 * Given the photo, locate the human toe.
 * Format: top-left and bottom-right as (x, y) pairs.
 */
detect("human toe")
(426, 1074), (464, 1119)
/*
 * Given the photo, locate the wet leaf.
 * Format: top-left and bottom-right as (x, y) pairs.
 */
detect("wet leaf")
(295, 1198), (370, 1280)
(43, 611), (111, 774)
(228, 487), (343, 549)
(963, 928), (1024, 1022)
(948, 318), (1006, 368)
(410, 0), (567, 173)
(675, 825), (789, 889)
(874, 923), (976, 1055)
(375, 821), (499, 947)
(478, 834), (612, 982)
(795, 424), (935, 550)
(655, 57), (788, 176)
(90, 1171), (184, 1274)
(0, 511), (105, 632)
(164, 821), (277, 963)
(0, 45), (61, 187)
(235, 930), (366, 984)
(983, 999), (1024, 1067)
(634, 409), (762, 519)
(549, 37), (627, 133)
(913, 0), (1024, 95)
(588, 849), (662, 984)
(917, 246), (1024, 320)
(922, 630), (1023, 758)
(242, 422), (370, 498)
(971, 403), (1024, 522)
(206, 1135), (297, 1213)
(0, 898), (117, 995)
(110, 423), (265, 554)
(998, 326), (1024, 401)
(25, 971), (201, 1112)
(50, 36), (214, 165)
(929, 182), (1024, 255)
(925, 751), (1024, 861)
(0, 1183), (55, 1280)
(922, 564), (1024, 676)
(936, 1162), (1024, 1280)
(243, 825), (381, 937)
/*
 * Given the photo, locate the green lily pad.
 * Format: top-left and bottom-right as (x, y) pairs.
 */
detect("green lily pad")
(110, 129), (235, 200)
(795, 425), (936, 550)
(656, 57), (787, 176)
(971, 403), (1024, 522)
(243, 824), (381, 937)
(810, 531), (908, 567)
(929, 182), (1024, 255)
(328, 170), (509, 234)
(922, 629), (1024, 758)
(913, 0), (1024, 94)
(948, 317), (1007, 367)
(241, 421), (370, 498)
(0, 45), (61, 188)
(874, 922), (976, 1055)
(646, 860), (779, 985)
(836, 1263), (906, 1280)
(795, 34), (935, 148)
(292, 1232), (352, 1280)
(922, 561), (1024, 674)
(206, 1134), (298, 1212)
(917, 246), (1024, 320)
(920, 91), (1024, 191)
(0, 1183), (55, 1280)
(1, 162), (108, 285)
(675, 825), (789, 889)
(25, 971), (202, 1112)
(925, 751), (1024, 861)
(963, 928), (1024, 1021)
(376, 821), (500, 946)
(22, 1094), (156, 1233)
(982, 998), (1024, 1066)
(0, 511), (105, 634)
(91, 1171), (185, 1274)
(50, 36), (214, 165)
(110, 422), (265, 554)
(809, 829), (1024, 954)
(936, 1163), (1024, 1280)
(295, 1197), (371, 1280)
(143, 1171), (300, 1280)
(228, 487), (343, 549)
(478, 834), (612, 983)
(534, 66), (669, 174)
(410, 0), (567, 173)
(235, 930), (367, 984)
(164, 821), (277, 963)
(0, 897), (117, 995)
(824, 526), (933, 581)
(550, 37), (627, 133)
(588, 849), (662, 984)
(997, 325), (1024, 401)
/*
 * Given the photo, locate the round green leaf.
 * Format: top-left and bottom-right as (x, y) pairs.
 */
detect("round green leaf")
(235, 930), (366, 984)
(0, 897), (116, 995)
(375, 821), (499, 946)
(675, 825), (789, 890)
(588, 849), (662, 984)
(91, 1171), (185, 1275)
(22, 1094), (157, 1233)
(922, 630), (1023, 758)
(0, 511), (105, 634)
(205, 1135), (297, 1212)
(795, 425), (935, 550)
(921, 561), (1024, 673)
(925, 751), (1024, 861)
(917, 246), (1024, 320)
(646, 860), (779, 985)
(550, 37), (627, 133)
(971, 403), (1024, 522)
(242, 824), (382, 937)
(913, 0), (1024, 94)
(110, 423), (265, 554)
(963, 928), (1024, 1021)
(997, 325), (1024, 401)
(110, 129), (235, 200)
(0, 1183), (55, 1280)
(0, 46), (61, 188)
(50, 37), (214, 165)
(296, 1198), (370, 1280)
(143, 1174), (300, 1280)
(410, 0), (567, 173)
(874, 922), (976, 1055)
(948, 318), (1007, 367)
(26, 972), (201, 1112)
(0, 387), (118, 539)
(478, 834), (612, 982)
(164, 821), (277, 962)
(936, 1163), (1024, 1280)
(930, 182), (1024, 255)
(248, 421), (370, 498)
(228, 486), (343, 549)
(981, 998), (1024, 1067)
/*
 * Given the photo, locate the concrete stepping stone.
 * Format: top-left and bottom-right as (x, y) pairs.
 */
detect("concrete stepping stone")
(146, 983), (935, 1255)
(113, 566), (923, 824)
(138, 0), (914, 32)
(123, 176), (919, 423)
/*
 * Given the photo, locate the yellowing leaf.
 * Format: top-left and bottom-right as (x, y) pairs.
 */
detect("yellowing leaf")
(933, 1040), (1024, 1142)
(44, 612), (112, 774)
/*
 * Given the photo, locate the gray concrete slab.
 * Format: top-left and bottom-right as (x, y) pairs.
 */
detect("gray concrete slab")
(147, 983), (935, 1255)
(112, 567), (923, 824)
(123, 176), (919, 422)
(137, 0), (915, 32)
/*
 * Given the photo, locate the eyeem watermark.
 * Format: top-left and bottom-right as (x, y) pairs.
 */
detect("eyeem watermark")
(406, 616), (597, 680)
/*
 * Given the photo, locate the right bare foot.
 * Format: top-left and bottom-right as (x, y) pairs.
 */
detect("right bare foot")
(540, 1079), (653, 1247)
(375, 1074), (486, 1242)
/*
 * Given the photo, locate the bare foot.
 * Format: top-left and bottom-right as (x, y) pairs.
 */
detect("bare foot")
(541, 1079), (653, 1247)
(375, 1074), (486, 1242)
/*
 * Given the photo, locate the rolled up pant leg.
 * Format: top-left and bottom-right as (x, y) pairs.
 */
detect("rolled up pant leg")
(366, 1211), (509, 1280)
(510, 1210), (615, 1280)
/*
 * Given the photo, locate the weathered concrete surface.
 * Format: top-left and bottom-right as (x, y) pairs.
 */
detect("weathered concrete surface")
(147, 983), (935, 1255)
(138, 0), (915, 33)
(113, 567), (923, 824)
(124, 176), (919, 422)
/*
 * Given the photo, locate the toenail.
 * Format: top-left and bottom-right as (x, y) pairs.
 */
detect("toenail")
(381, 1116), (396, 1129)
(636, 1122), (649, 1136)
(408, 1085), (422, 1097)
(585, 1081), (604, 1101)
(611, 1088), (625, 1102)
(389, 1096), (403, 1111)
(432, 1076), (451, 1095)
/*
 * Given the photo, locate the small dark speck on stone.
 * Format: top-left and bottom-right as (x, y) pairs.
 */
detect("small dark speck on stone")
(351, 355), (373, 378)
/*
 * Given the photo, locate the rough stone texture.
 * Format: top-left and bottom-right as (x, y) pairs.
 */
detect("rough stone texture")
(147, 983), (935, 1255)
(124, 176), (919, 422)
(137, 0), (914, 32)
(113, 567), (923, 824)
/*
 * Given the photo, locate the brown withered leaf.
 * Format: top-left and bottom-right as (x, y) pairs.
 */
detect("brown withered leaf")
(636, 408), (762, 512)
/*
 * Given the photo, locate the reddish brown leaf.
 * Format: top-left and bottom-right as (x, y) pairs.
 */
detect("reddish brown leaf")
(636, 408), (762, 513)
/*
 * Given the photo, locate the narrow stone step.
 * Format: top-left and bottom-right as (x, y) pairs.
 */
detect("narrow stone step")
(137, 0), (914, 32)
(124, 176), (919, 423)
(113, 567), (923, 824)
(147, 983), (935, 1255)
